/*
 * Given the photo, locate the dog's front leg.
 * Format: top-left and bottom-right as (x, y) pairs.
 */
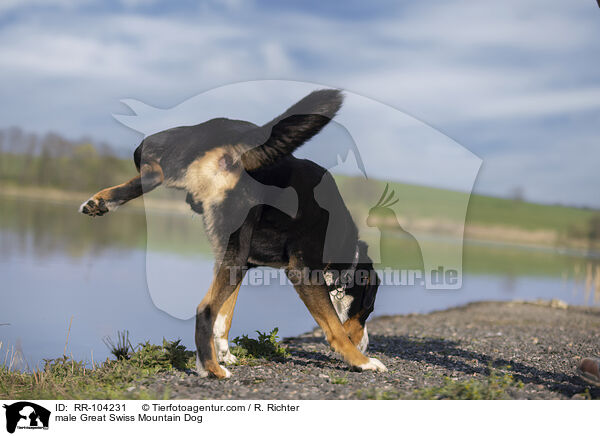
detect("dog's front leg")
(195, 263), (245, 379)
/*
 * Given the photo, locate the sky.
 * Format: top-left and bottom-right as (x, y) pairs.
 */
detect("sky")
(0, 0), (599, 207)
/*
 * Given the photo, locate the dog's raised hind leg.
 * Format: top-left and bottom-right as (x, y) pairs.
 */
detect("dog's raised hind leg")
(79, 161), (163, 216)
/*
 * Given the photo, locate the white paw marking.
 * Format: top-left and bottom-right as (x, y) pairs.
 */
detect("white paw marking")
(357, 326), (369, 354)
(195, 353), (209, 378)
(220, 365), (232, 378)
(358, 357), (387, 372)
(78, 197), (94, 214)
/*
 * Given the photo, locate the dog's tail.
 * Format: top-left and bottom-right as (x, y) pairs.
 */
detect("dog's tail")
(239, 89), (343, 171)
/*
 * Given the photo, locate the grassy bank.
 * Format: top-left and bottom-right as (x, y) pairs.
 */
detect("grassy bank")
(0, 328), (290, 400)
(0, 339), (194, 400)
(0, 337), (524, 401)
(3, 301), (598, 400)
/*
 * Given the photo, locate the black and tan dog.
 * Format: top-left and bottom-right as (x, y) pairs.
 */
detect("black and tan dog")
(79, 89), (386, 378)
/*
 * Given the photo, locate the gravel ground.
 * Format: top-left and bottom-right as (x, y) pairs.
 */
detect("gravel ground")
(139, 300), (600, 399)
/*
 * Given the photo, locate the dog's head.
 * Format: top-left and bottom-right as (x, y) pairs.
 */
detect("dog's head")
(330, 240), (379, 353)
(134, 89), (343, 209)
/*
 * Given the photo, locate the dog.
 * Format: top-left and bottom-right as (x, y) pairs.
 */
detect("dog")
(79, 89), (386, 378)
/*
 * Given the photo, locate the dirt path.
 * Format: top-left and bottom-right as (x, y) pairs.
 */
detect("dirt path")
(139, 301), (600, 399)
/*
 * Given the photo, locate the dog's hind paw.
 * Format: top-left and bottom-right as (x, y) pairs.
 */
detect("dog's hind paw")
(79, 196), (112, 217)
(356, 357), (387, 373)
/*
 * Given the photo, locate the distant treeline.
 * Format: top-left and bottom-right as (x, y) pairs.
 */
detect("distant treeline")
(1, 126), (599, 247)
(0, 126), (135, 192)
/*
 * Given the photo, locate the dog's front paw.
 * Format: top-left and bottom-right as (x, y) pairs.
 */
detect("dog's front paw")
(356, 357), (387, 373)
(196, 355), (232, 379)
(217, 365), (232, 379)
(79, 196), (111, 217)
(207, 365), (232, 379)
(195, 354), (210, 377)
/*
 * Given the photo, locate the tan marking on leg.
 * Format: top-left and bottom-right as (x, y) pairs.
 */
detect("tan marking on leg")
(290, 280), (370, 368)
(343, 315), (365, 346)
(79, 161), (163, 216)
(343, 315), (369, 353)
(182, 146), (242, 207)
(79, 176), (142, 216)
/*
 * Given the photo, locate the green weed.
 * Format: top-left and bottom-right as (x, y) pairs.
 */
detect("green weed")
(354, 388), (401, 400)
(412, 369), (524, 400)
(102, 330), (133, 360)
(329, 373), (349, 385)
(231, 328), (290, 363)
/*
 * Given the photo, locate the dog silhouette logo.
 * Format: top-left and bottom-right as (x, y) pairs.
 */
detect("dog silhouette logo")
(3, 402), (50, 433)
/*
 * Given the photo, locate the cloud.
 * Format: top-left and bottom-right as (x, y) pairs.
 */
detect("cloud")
(0, 0), (598, 206)
(0, 0), (91, 14)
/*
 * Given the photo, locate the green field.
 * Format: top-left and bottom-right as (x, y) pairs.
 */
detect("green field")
(335, 175), (600, 240)
(1, 134), (599, 250)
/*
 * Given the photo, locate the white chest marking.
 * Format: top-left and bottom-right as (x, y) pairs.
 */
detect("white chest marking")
(330, 293), (354, 323)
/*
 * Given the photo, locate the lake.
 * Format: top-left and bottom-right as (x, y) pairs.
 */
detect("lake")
(1, 193), (598, 369)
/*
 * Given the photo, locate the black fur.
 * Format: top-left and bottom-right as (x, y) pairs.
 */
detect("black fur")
(240, 89), (344, 170)
(133, 89), (343, 178)
(134, 118), (257, 180)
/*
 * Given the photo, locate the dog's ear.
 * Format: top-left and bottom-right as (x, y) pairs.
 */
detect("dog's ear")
(240, 89), (343, 170)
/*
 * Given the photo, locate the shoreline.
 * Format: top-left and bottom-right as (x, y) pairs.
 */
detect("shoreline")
(1, 184), (596, 254)
(143, 299), (600, 399)
(3, 300), (599, 400)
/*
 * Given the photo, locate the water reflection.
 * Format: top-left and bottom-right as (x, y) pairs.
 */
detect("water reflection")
(1, 194), (598, 368)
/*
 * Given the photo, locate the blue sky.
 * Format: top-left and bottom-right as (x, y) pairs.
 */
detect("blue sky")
(0, 0), (599, 207)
